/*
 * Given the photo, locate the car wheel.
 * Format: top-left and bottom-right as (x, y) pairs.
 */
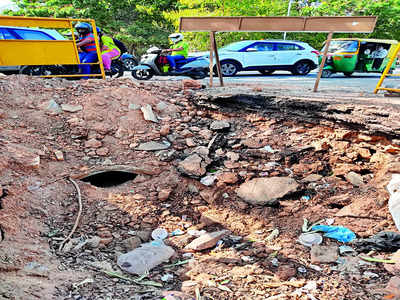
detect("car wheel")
(321, 69), (333, 78)
(343, 72), (353, 77)
(291, 61), (312, 75)
(123, 58), (138, 71)
(20, 65), (60, 76)
(220, 60), (240, 76)
(132, 69), (153, 80)
(259, 70), (275, 75)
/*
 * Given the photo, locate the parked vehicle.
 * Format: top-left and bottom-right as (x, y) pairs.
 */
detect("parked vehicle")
(195, 40), (319, 76)
(319, 38), (398, 78)
(19, 57), (124, 78)
(132, 46), (209, 80)
(120, 52), (138, 71)
(0, 26), (65, 74)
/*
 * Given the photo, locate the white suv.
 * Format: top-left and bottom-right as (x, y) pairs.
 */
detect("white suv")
(0, 26), (65, 74)
(197, 40), (319, 76)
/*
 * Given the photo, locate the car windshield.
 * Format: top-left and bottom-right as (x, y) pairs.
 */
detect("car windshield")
(220, 41), (252, 52)
(323, 40), (358, 53)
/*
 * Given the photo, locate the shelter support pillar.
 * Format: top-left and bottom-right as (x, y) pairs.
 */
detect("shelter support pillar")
(209, 31), (224, 87)
(313, 31), (333, 92)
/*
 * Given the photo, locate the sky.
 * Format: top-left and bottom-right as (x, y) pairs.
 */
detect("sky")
(0, 0), (18, 12)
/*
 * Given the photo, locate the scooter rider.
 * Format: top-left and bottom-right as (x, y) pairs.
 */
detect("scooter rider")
(164, 33), (188, 73)
(75, 22), (98, 78)
(96, 27), (121, 74)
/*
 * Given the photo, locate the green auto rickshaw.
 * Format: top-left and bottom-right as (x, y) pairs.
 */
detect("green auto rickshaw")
(319, 38), (399, 78)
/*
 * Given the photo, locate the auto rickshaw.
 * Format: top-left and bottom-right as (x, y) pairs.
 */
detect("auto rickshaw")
(319, 38), (399, 77)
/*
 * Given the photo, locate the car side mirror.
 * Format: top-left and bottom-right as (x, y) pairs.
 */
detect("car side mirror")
(246, 48), (258, 52)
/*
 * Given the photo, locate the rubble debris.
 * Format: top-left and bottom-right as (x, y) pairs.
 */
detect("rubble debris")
(210, 120), (231, 131)
(117, 241), (175, 275)
(141, 103), (159, 123)
(177, 154), (208, 177)
(345, 171), (364, 186)
(310, 245), (339, 264)
(61, 104), (83, 113)
(236, 177), (299, 205)
(185, 230), (229, 251)
(137, 141), (170, 151)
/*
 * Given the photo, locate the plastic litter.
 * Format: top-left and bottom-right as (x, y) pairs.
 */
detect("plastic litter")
(271, 258), (279, 267)
(311, 225), (356, 243)
(117, 242), (175, 275)
(170, 229), (184, 237)
(387, 174), (400, 231)
(263, 145), (276, 153)
(339, 245), (356, 255)
(161, 273), (174, 282)
(151, 228), (168, 240)
(200, 175), (216, 186)
(297, 266), (307, 274)
(354, 231), (400, 252)
(298, 233), (323, 247)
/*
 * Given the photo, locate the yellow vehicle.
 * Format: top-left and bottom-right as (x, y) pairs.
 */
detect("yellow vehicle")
(319, 38), (399, 77)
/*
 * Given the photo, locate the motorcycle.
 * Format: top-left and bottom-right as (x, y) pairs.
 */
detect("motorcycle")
(131, 47), (209, 80)
(120, 53), (139, 71)
(20, 57), (124, 79)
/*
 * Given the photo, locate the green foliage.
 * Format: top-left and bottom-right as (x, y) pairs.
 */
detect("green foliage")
(4, 0), (400, 54)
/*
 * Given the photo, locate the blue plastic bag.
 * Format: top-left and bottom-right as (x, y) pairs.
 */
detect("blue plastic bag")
(311, 225), (356, 243)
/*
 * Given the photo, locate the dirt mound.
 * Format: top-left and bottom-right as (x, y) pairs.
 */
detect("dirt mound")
(0, 75), (399, 299)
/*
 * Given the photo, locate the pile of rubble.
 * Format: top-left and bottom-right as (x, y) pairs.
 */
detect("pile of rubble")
(1, 74), (400, 299)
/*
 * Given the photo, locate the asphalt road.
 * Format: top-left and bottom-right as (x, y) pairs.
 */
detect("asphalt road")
(128, 69), (400, 95)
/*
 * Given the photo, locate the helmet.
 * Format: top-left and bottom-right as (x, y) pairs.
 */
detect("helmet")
(168, 33), (183, 43)
(75, 22), (91, 35)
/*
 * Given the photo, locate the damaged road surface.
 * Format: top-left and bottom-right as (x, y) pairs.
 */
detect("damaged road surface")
(1, 74), (400, 299)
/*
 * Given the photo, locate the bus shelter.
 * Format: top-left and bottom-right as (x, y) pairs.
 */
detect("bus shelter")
(179, 16), (377, 91)
(0, 15), (105, 79)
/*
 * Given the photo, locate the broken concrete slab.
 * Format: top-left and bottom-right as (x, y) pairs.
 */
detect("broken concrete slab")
(137, 141), (170, 151)
(185, 230), (229, 251)
(236, 177), (299, 205)
(310, 245), (338, 264)
(61, 104), (83, 113)
(141, 104), (158, 123)
(210, 120), (230, 131)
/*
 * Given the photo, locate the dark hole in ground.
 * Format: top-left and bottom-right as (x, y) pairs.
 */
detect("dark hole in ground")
(80, 171), (137, 188)
(0, 226), (4, 243)
(328, 203), (345, 209)
(0, 189), (8, 209)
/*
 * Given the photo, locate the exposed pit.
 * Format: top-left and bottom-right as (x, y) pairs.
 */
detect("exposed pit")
(80, 170), (138, 188)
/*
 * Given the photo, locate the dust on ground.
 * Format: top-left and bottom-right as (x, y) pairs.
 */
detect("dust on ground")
(1, 74), (400, 300)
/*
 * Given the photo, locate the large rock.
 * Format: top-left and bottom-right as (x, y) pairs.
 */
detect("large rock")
(236, 177), (299, 205)
(177, 154), (207, 177)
